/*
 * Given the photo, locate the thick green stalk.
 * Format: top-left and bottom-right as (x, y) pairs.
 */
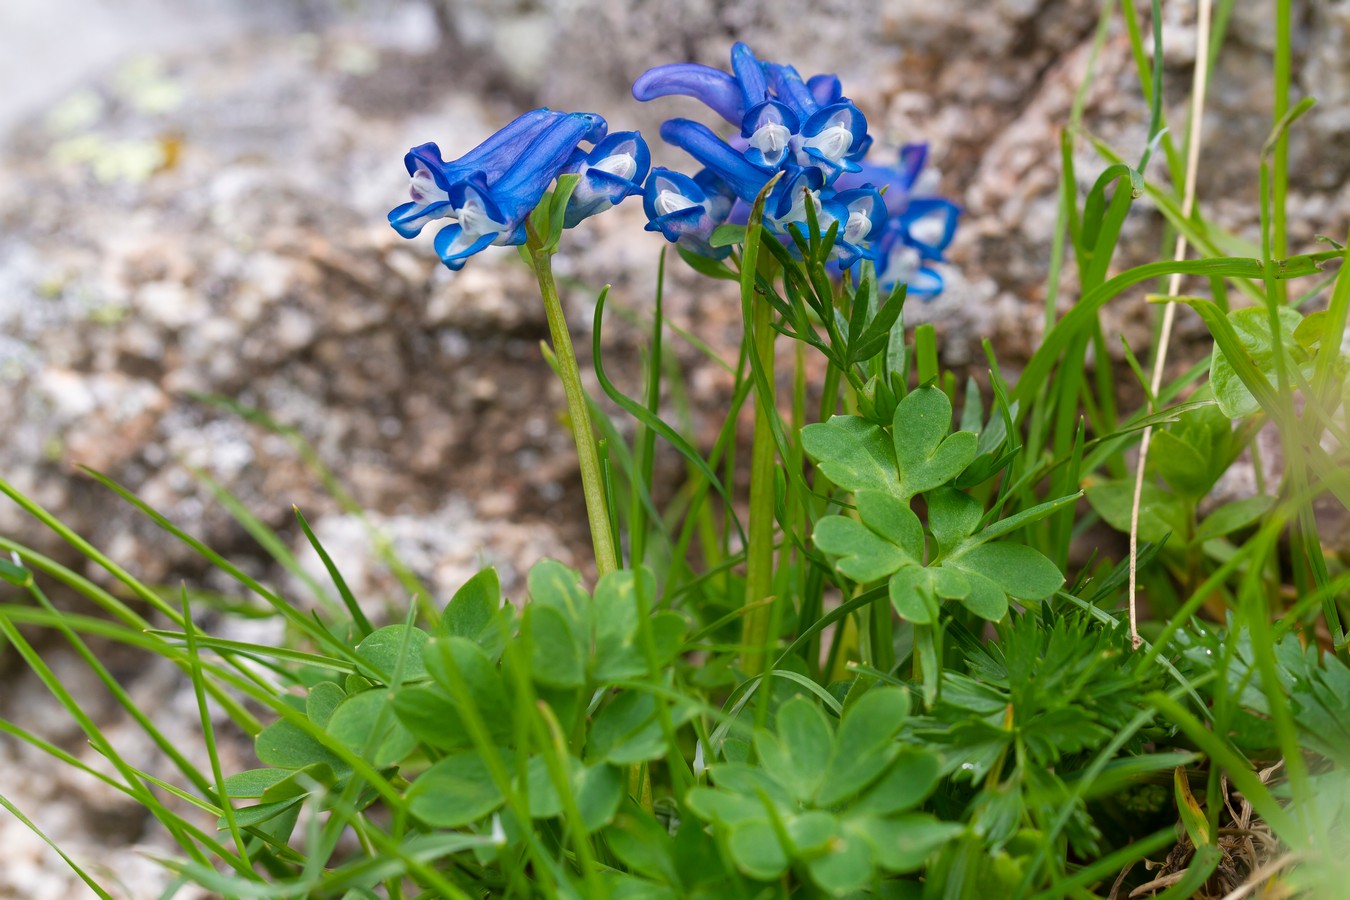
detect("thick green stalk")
(526, 236), (620, 578)
(741, 286), (778, 677)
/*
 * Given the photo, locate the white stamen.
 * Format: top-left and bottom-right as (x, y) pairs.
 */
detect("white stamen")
(655, 189), (697, 216)
(908, 211), (949, 248)
(911, 167), (941, 196)
(444, 190), (508, 255)
(844, 209), (871, 244)
(802, 123), (852, 162)
(592, 152), (637, 181)
(748, 123), (792, 161)
(888, 245), (921, 283)
(771, 186), (832, 235)
(409, 166), (448, 207)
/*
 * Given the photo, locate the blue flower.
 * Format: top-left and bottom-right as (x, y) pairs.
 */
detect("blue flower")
(764, 63), (871, 180)
(632, 62), (744, 126)
(641, 167), (736, 259)
(831, 187), (888, 266)
(832, 143), (961, 299)
(388, 108), (573, 239)
(390, 109), (610, 270)
(562, 131), (651, 228)
(658, 118), (777, 202)
(635, 43), (886, 263)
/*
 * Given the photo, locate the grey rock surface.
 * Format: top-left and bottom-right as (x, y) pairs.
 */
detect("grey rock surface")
(0, 0), (1346, 895)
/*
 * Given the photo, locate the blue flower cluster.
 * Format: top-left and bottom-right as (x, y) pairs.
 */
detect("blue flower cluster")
(387, 44), (958, 297)
(635, 42), (960, 298)
(388, 108), (649, 270)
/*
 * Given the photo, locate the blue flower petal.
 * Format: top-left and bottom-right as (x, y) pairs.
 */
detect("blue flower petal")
(563, 130), (650, 227)
(388, 199), (453, 238)
(806, 73), (842, 107)
(740, 100), (800, 169)
(900, 197), (961, 257)
(641, 167), (730, 258)
(896, 143), (929, 191)
(434, 223), (502, 271)
(834, 186), (888, 246)
(457, 111), (608, 227)
(730, 42), (770, 108)
(765, 63), (818, 119)
(632, 63), (745, 125)
(798, 103), (869, 181)
(390, 109), (577, 239)
(659, 118), (774, 203)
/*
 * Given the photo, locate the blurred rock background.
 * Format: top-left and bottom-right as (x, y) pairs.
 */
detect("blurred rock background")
(0, 0), (1346, 894)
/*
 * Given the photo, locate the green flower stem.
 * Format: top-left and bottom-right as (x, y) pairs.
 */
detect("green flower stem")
(525, 233), (620, 579)
(741, 285), (777, 677)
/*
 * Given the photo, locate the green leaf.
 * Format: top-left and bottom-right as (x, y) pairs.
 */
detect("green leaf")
(1294, 309), (1329, 350)
(355, 625), (430, 684)
(862, 814), (965, 873)
(391, 683), (473, 749)
(0, 557), (32, 586)
(807, 827), (876, 895)
(926, 487), (982, 554)
(963, 491), (1082, 549)
(727, 819), (788, 880)
(439, 567), (502, 647)
(648, 612), (688, 666)
(810, 685), (907, 804)
(527, 559), (592, 638)
(1084, 478), (1187, 544)
(607, 805), (679, 883)
(228, 797), (304, 829)
(255, 691), (348, 772)
(1195, 495), (1274, 542)
(525, 604), (587, 689)
(522, 754), (564, 819)
(834, 687), (909, 758)
(424, 637), (510, 724)
(1150, 430), (1214, 499)
(260, 762), (338, 803)
(856, 490), (924, 559)
(852, 749), (942, 816)
(754, 697), (833, 803)
(892, 387), (978, 498)
(326, 689), (417, 767)
(222, 768), (290, 799)
(1211, 305), (1311, 418)
(592, 569), (661, 683)
(306, 681), (346, 728)
(709, 223), (747, 248)
(953, 571), (1009, 621)
(676, 246), (738, 280)
(588, 691), (665, 765)
(946, 542), (1063, 602)
(817, 747), (897, 807)
(684, 787), (765, 826)
(888, 566), (937, 624)
(1174, 766), (1210, 846)
(786, 810), (839, 856)
(407, 750), (508, 828)
(802, 416), (897, 496)
(813, 515), (913, 583)
(575, 762), (625, 832)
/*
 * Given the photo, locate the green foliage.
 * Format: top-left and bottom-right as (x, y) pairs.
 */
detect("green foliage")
(2, 7), (1349, 896)
(806, 387), (1068, 624)
(684, 688), (959, 893)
